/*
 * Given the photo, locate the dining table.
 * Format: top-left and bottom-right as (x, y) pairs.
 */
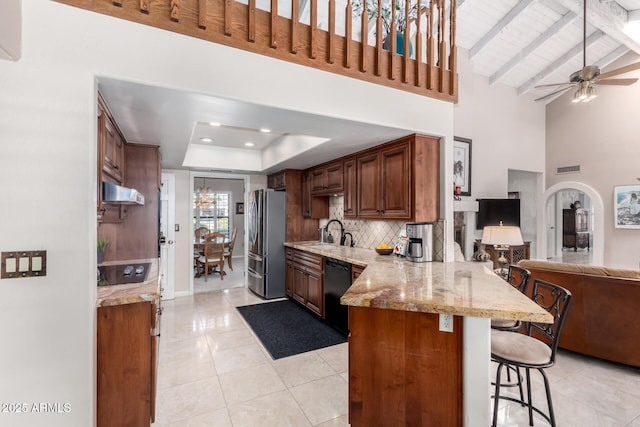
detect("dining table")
(193, 237), (231, 278)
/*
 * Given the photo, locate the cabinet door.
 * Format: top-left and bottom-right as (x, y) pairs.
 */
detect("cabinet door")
(379, 142), (411, 219)
(97, 302), (153, 427)
(325, 162), (344, 192)
(306, 272), (323, 316)
(103, 116), (123, 183)
(343, 158), (357, 218)
(285, 260), (295, 297)
(302, 170), (312, 218)
(356, 152), (381, 218)
(293, 267), (307, 304)
(310, 167), (327, 193)
(302, 170), (329, 219)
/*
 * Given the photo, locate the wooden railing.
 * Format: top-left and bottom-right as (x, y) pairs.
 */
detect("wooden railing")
(57, 0), (457, 102)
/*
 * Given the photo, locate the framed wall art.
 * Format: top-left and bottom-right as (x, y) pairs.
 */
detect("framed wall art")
(453, 137), (472, 196)
(236, 202), (244, 215)
(614, 185), (640, 229)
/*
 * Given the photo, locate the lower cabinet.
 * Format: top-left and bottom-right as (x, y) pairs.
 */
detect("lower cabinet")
(97, 301), (160, 427)
(286, 249), (324, 316)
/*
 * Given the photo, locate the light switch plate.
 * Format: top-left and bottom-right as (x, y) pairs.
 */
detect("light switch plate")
(1, 251), (47, 279)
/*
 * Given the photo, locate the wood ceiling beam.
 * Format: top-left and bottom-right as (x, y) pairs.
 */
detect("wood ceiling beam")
(517, 29), (604, 95)
(596, 44), (630, 69)
(489, 10), (577, 85)
(550, 0), (640, 54)
(469, 0), (534, 59)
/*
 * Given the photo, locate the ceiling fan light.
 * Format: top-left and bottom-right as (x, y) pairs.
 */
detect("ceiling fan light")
(586, 85), (597, 100)
(572, 91), (581, 103)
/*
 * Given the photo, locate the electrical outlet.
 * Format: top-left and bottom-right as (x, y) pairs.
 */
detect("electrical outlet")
(439, 314), (453, 333)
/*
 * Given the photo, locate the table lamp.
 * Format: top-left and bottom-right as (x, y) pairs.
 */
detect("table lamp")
(481, 221), (524, 275)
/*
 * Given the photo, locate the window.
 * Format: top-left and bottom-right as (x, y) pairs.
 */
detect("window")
(194, 190), (232, 238)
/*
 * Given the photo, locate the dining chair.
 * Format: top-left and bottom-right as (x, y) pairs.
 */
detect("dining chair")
(193, 227), (209, 270)
(491, 279), (572, 427)
(194, 226), (209, 240)
(224, 228), (238, 271)
(196, 232), (225, 281)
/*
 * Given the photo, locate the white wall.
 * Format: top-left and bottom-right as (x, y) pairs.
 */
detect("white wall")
(546, 52), (640, 269)
(0, 4), (454, 424)
(454, 48), (546, 251)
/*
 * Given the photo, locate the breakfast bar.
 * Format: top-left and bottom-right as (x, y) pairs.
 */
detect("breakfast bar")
(284, 242), (553, 427)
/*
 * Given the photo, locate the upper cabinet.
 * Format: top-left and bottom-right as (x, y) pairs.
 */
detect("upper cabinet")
(267, 170), (286, 191)
(273, 133), (440, 224)
(99, 94), (124, 184)
(343, 157), (357, 219)
(357, 141), (412, 219)
(310, 161), (343, 195)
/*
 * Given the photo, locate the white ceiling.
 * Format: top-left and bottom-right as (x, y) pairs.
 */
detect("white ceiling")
(98, 0), (640, 174)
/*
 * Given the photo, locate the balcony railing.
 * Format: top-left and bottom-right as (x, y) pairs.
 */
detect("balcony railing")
(57, 0), (457, 102)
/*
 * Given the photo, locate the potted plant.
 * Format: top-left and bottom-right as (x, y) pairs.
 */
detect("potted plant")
(352, 0), (421, 55)
(97, 238), (109, 265)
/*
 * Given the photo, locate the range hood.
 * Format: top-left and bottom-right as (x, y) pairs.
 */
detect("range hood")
(102, 182), (145, 205)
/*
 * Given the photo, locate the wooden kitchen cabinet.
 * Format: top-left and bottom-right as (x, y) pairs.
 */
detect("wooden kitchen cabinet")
(343, 157), (357, 218)
(357, 140), (412, 219)
(98, 94), (124, 184)
(285, 248), (295, 298)
(97, 300), (160, 427)
(267, 170), (286, 190)
(97, 95), (125, 224)
(310, 161), (344, 195)
(302, 169), (329, 219)
(352, 264), (365, 282)
(290, 249), (324, 316)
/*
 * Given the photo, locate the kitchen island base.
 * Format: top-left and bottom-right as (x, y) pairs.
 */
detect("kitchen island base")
(348, 306), (463, 426)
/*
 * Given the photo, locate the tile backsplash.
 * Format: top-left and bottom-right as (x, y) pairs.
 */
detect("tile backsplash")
(319, 196), (446, 259)
(319, 196), (407, 249)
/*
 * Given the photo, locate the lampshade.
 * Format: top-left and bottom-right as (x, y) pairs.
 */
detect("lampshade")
(481, 223), (524, 246)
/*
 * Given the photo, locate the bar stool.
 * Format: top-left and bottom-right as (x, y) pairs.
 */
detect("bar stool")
(491, 265), (531, 331)
(491, 279), (572, 427)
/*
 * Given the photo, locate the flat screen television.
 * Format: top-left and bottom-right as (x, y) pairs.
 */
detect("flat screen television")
(476, 199), (521, 229)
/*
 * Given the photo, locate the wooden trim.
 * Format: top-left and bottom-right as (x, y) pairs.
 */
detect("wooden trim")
(55, 0), (458, 103)
(270, 0), (278, 48)
(198, 0), (207, 28)
(344, 0), (352, 68)
(291, 0), (298, 53)
(170, 0), (179, 22)
(328, 0), (335, 63)
(248, 0), (256, 41)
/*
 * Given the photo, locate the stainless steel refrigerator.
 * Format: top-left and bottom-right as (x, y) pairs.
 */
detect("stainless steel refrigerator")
(247, 189), (286, 298)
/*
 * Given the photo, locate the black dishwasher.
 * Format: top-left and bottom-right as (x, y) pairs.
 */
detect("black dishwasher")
(324, 257), (352, 335)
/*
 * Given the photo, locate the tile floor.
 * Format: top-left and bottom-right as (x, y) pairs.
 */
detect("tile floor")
(154, 259), (640, 427)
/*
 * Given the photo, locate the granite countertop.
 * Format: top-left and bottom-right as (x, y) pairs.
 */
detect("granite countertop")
(284, 242), (553, 323)
(96, 258), (160, 307)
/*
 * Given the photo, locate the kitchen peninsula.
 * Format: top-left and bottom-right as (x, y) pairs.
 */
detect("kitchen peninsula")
(284, 242), (553, 427)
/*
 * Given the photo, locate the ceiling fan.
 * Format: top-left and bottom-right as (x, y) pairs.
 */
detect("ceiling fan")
(535, 0), (640, 102)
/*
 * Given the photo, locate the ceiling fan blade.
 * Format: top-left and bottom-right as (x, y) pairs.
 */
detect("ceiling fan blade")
(534, 82), (575, 89)
(596, 61), (640, 80)
(534, 86), (572, 102)
(595, 78), (639, 86)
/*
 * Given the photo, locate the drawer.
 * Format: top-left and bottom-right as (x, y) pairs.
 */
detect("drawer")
(293, 250), (323, 273)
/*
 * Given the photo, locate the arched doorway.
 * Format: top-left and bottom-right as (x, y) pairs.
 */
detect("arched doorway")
(541, 182), (604, 266)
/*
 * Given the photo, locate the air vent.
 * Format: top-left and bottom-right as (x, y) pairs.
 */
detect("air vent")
(556, 165), (581, 174)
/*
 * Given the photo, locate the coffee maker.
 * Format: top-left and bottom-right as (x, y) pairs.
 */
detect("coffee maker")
(405, 222), (433, 262)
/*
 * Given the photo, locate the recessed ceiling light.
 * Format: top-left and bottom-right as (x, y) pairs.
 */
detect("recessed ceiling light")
(209, 122), (221, 127)
(260, 128), (271, 133)
(245, 142), (255, 147)
(200, 137), (213, 143)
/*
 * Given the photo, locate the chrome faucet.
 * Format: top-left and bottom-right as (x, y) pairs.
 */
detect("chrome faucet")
(325, 219), (346, 246)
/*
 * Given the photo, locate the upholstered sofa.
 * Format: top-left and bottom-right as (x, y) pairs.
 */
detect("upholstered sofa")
(518, 260), (640, 368)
